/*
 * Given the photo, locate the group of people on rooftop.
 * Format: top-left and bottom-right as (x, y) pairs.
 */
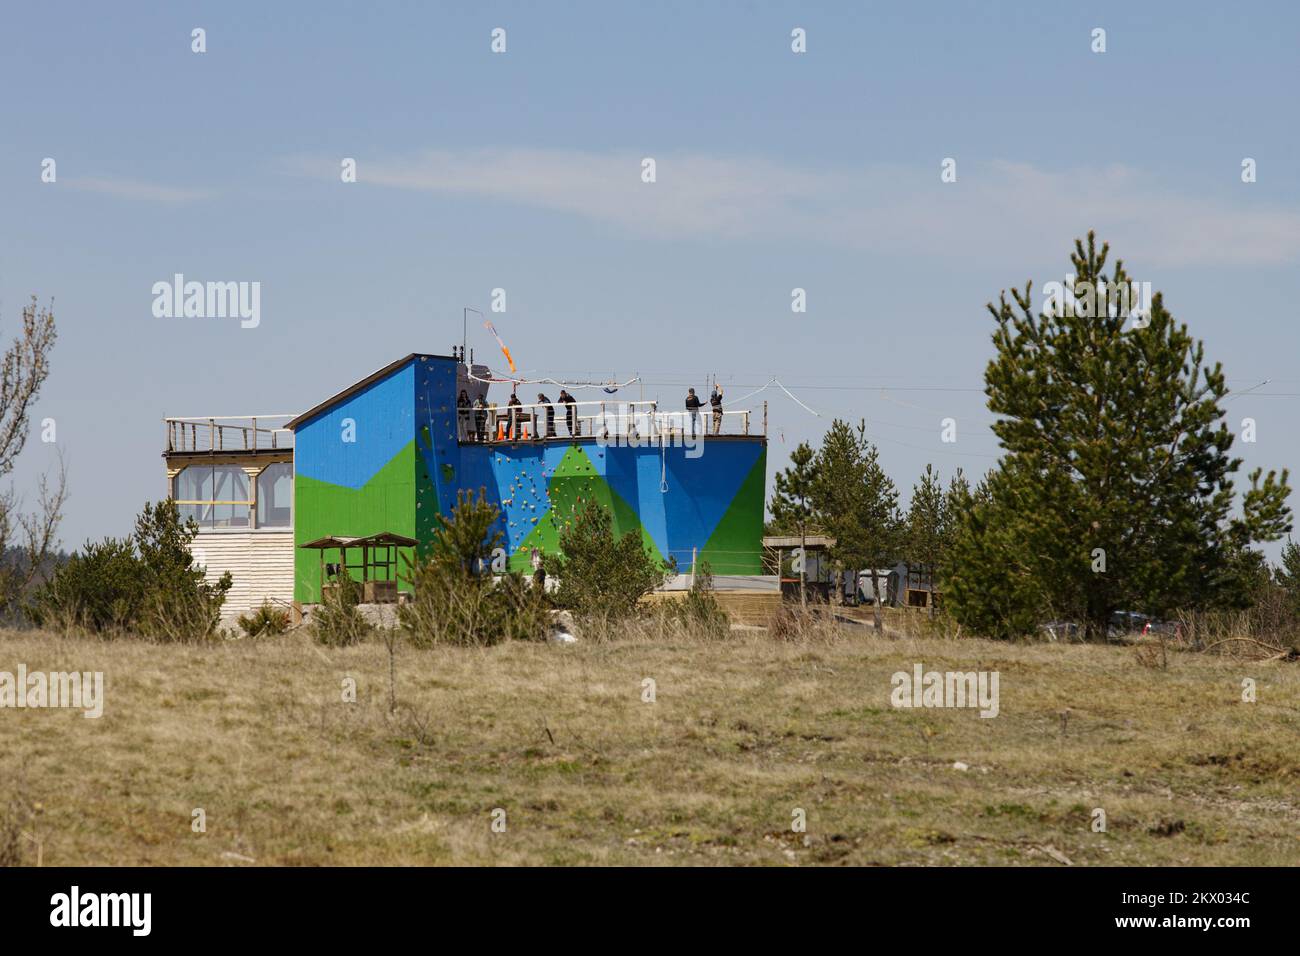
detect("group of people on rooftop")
(456, 383), (724, 442)
(457, 389), (577, 442)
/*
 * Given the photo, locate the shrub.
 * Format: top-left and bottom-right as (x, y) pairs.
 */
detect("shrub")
(237, 601), (291, 638)
(400, 489), (551, 646)
(28, 536), (142, 633)
(29, 501), (231, 640)
(547, 501), (673, 620)
(663, 562), (730, 639)
(313, 576), (371, 647)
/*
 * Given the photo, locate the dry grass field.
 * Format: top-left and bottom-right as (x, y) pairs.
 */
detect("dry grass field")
(2, 622), (1298, 866)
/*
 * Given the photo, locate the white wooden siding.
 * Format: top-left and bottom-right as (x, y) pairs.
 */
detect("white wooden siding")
(189, 530), (295, 623)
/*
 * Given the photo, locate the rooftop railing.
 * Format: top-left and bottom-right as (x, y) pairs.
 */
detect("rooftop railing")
(165, 415), (296, 454)
(457, 399), (766, 443)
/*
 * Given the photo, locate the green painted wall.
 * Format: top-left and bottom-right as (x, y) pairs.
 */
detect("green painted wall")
(293, 440), (418, 602)
(697, 448), (767, 575)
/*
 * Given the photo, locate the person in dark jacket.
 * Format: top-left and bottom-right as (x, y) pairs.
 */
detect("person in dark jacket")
(537, 393), (556, 438)
(709, 384), (724, 434)
(506, 392), (523, 440)
(685, 388), (704, 438)
(473, 395), (489, 442)
(456, 390), (472, 440)
(558, 389), (577, 437)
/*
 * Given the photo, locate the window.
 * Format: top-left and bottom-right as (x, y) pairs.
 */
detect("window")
(172, 465), (250, 529)
(256, 462), (292, 528)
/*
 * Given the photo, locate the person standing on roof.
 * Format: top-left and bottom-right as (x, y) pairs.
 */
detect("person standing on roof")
(473, 394), (489, 442)
(685, 387), (704, 439)
(537, 393), (556, 439)
(709, 384), (724, 435)
(558, 389), (577, 438)
(507, 391), (523, 441)
(457, 389), (472, 441)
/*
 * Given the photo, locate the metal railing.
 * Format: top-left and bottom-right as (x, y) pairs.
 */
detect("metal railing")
(165, 415), (296, 453)
(457, 399), (765, 443)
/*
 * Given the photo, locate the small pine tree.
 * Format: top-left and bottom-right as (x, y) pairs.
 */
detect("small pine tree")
(770, 441), (818, 607)
(905, 464), (946, 594)
(809, 420), (901, 628)
(400, 488), (551, 646)
(1273, 539), (1300, 616)
(548, 500), (672, 621)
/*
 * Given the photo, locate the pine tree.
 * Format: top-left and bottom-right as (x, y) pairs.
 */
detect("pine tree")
(905, 464), (946, 594)
(948, 232), (1292, 639)
(770, 441), (818, 607)
(808, 420), (900, 628)
(1273, 539), (1300, 615)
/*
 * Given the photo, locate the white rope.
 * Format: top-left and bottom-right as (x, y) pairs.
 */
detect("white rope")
(721, 377), (822, 417)
(467, 365), (820, 418)
(468, 366), (639, 391)
(660, 434), (669, 493)
(773, 379), (822, 417)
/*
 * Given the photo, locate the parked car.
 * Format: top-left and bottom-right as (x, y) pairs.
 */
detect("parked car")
(1107, 610), (1151, 638)
(1142, 619), (1184, 640)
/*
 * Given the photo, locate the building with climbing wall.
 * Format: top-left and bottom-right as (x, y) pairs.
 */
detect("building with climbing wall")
(166, 352), (768, 612)
(286, 352), (768, 603)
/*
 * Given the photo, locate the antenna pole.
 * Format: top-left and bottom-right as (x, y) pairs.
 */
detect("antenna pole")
(463, 307), (484, 363)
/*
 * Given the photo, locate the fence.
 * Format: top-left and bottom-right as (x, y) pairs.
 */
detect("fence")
(458, 399), (765, 443)
(165, 415), (296, 453)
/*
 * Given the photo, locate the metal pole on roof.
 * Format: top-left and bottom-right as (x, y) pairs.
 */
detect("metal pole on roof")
(463, 307), (483, 365)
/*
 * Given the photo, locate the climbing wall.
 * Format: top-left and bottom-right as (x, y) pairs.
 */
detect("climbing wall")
(435, 436), (766, 576)
(293, 353), (768, 602)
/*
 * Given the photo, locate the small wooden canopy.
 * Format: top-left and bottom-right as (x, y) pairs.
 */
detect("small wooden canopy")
(299, 531), (418, 595)
(299, 532), (418, 550)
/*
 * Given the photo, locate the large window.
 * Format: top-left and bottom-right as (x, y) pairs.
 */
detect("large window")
(256, 462), (292, 528)
(172, 465), (250, 529)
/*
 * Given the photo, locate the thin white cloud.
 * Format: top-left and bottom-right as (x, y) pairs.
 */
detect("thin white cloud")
(286, 149), (1300, 267)
(65, 176), (212, 202)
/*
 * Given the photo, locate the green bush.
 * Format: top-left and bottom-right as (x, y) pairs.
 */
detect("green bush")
(400, 488), (551, 646)
(237, 601), (291, 638)
(313, 576), (371, 647)
(547, 501), (673, 620)
(30, 501), (231, 640)
(664, 562), (731, 639)
(29, 537), (142, 633)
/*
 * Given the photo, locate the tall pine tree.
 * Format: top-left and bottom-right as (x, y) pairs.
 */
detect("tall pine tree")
(770, 441), (818, 607)
(948, 232), (1291, 639)
(809, 420), (900, 627)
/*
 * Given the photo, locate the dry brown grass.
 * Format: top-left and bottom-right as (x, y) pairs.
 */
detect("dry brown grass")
(1, 622), (1298, 866)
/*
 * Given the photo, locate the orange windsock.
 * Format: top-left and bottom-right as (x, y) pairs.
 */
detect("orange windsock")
(483, 319), (516, 373)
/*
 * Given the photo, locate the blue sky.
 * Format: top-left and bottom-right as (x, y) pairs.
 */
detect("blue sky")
(2, 1), (1299, 553)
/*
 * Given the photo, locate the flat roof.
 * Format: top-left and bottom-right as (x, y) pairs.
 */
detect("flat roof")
(762, 535), (836, 549)
(300, 532), (419, 549)
(285, 353), (454, 431)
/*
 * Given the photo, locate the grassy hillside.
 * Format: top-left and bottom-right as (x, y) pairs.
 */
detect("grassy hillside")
(1, 626), (1297, 865)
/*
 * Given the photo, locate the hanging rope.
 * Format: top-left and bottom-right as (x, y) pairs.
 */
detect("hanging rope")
(659, 434), (669, 493)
